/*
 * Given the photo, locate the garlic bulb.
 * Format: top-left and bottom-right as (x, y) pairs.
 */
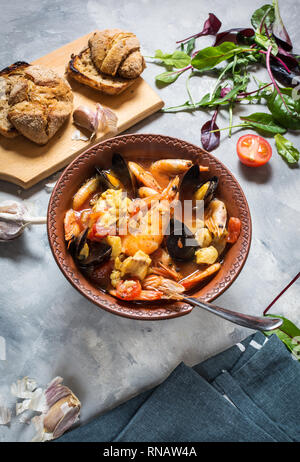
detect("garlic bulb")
(0, 200), (46, 241)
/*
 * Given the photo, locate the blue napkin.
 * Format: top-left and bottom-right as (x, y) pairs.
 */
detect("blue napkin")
(58, 332), (300, 442)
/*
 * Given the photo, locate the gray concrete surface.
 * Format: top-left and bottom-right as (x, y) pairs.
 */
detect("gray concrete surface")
(0, 0), (299, 441)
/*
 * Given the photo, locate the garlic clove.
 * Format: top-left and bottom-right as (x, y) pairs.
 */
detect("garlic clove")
(0, 406), (11, 425)
(73, 105), (99, 133)
(43, 376), (81, 439)
(73, 104), (118, 140)
(100, 104), (118, 134)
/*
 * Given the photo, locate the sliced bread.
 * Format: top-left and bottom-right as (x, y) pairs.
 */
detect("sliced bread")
(67, 47), (137, 95)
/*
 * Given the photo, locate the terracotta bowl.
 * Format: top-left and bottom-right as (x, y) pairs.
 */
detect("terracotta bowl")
(47, 134), (251, 320)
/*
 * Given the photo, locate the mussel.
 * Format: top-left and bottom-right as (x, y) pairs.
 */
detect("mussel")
(194, 177), (219, 207)
(70, 228), (112, 267)
(166, 219), (199, 261)
(112, 153), (136, 197)
(95, 153), (136, 197)
(179, 165), (201, 198)
(96, 168), (121, 190)
(180, 165), (219, 208)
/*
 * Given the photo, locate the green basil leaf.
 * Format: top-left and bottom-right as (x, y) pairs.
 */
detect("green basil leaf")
(164, 51), (191, 68)
(191, 42), (247, 71)
(186, 38), (196, 56)
(154, 49), (170, 59)
(251, 4), (275, 31)
(162, 93), (212, 112)
(255, 32), (278, 54)
(240, 112), (286, 135)
(267, 88), (300, 129)
(155, 71), (182, 84)
(264, 314), (300, 360)
(154, 50), (191, 68)
(274, 134), (300, 164)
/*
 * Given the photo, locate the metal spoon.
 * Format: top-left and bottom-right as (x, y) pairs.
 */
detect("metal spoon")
(183, 296), (282, 331)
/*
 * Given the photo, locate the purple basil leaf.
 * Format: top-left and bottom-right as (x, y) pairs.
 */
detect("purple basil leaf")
(177, 13), (221, 43)
(201, 110), (220, 151)
(277, 47), (299, 69)
(214, 28), (254, 47)
(270, 58), (300, 88)
(272, 0), (293, 51)
(201, 13), (222, 36)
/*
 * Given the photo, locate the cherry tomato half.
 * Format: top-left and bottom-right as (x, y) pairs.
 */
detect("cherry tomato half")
(237, 134), (272, 167)
(116, 279), (142, 301)
(226, 217), (241, 244)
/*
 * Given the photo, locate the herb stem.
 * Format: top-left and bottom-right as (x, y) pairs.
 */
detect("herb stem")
(209, 124), (247, 133)
(265, 45), (290, 112)
(259, 50), (292, 73)
(264, 272), (300, 315)
(237, 83), (272, 98)
(228, 104), (233, 138)
(186, 72), (195, 107)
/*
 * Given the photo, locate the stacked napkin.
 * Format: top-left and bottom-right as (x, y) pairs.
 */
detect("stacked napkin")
(58, 332), (300, 442)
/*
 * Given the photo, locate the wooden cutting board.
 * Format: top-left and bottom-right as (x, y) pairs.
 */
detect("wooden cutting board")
(0, 33), (164, 189)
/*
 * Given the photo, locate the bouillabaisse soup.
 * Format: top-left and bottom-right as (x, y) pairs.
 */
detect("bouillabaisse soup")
(63, 153), (241, 301)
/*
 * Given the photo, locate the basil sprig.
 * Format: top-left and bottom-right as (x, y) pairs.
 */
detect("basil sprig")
(274, 134), (300, 164)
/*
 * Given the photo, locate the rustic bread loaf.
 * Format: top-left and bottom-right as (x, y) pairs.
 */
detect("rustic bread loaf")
(67, 29), (145, 96)
(0, 62), (73, 144)
(0, 62), (29, 138)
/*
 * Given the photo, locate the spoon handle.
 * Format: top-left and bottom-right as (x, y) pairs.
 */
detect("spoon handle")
(183, 296), (283, 332)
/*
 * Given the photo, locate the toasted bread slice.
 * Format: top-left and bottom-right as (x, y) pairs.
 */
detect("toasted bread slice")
(67, 48), (137, 95)
(0, 61), (29, 138)
(88, 29), (122, 72)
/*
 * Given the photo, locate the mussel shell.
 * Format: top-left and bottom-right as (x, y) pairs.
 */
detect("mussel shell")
(179, 165), (200, 198)
(194, 176), (219, 207)
(95, 153), (136, 197)
(71, 228), (112, 267)
(79, 241), (112, 267)
(96, 168), (120, 190)
(166, 219), (198, 261)
(111, 153), (136, 197)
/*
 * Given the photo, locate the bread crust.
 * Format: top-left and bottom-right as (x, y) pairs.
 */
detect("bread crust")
(0, 63), (73, 144)
(0, 62), (30, 138)
(68, 29), (145, 95)
(67, 48), (136, 95)
(119, 51), (146, 79)
(88, 29), (122, 72)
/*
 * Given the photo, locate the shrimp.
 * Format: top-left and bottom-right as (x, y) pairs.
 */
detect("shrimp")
(110, 288), (164, 301)
(143, 275), (185, 299)
(179, 263), (221, 291)
(205, 199), (227, 238)
(138, 186), (159, 198)
(72, 177), (100, 211)
(150, 249), (181, 280)
(150, 159), (209, 184)
(64, 209), (81, 242)
(151, 262), (181, 281)
(128, 162), (162, 192)
(150, 159), (193, 178)
(122, 176), (179, 256)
